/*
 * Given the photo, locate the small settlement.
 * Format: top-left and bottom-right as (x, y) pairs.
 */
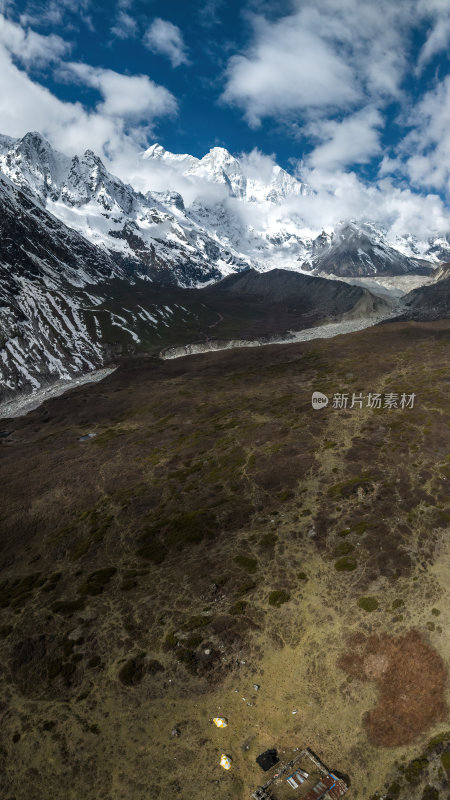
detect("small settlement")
(252, 748), (348, 800)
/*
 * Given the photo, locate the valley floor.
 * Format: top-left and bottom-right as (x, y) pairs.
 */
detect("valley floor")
(0, 320), (449, 800)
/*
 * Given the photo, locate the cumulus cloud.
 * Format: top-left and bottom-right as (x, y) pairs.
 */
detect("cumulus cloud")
(0, 15), (178, 172)
(19, 0), (93, 28)
(0, 4), (449, 243)
(222, 13), (357, 127)
(306, 108), (384, 171)
(0, 15), (70, 64)
(291, 164), (449, 238)
(144, 18), (189, 67)
(64, 62), (177, 121)
(417, 0), (450, 69)
(110, 0), (137, 40)
(222, 1), (409, 126)
(238, 148), (278, 183)
(399, 75), (450, 194)
(111, 11), (137, 40)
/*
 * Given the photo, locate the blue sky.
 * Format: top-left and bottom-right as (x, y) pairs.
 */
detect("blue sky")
(1, 0), (450, 234)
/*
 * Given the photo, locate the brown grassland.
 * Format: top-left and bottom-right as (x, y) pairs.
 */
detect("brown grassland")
(0, 319), (449, 799)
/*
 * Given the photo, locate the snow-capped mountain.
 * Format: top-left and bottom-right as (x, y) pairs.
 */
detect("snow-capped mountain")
(0, 171), (201, 397)
(0, 129), (448, 400)
(143, 142), (310, 202)
(0, 171), (117, 395)
(307, 221), (431, 277)
(0, 131), (441, 288)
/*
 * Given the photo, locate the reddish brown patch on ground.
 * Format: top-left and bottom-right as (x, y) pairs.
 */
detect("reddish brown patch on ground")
(338, 630), (447, 747)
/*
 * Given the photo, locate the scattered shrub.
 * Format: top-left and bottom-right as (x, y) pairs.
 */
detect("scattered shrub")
(51, 598), (85, 615)
(78, 567), (117, 597)
(421, 786), (439, 800)
(268, 590), (290, 607)
(229, 601), (247, 616)
(237, 580), (256, 596)
(358, 597), (379, 612)
(186, 634), (203, 648)
(334, 557), (357, 572)
(441, 751), (450, 775)
(260, 533), (277, 548)
(120, 579), (137, 591)
(164, 632), (178, 650)
(387, 782), (401, 798)
(119, 653), (147, 686)
(405, 756), (429, 784)
(183, 615), (210, 631)
(234, 555), (258, 574)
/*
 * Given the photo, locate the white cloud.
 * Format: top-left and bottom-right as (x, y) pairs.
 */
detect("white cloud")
(198, 0), (224, 27)
(306, 108), (384, 171)
(110, 0), (137, 40)
(399, 75), (450, 194)
(283, 163), (449, 239)
(0, 15), (70, 64)
(222, 1), (410, 127)
(19, 0), (93, 28)
(65, 62), (177, 121)
(143, 18), (189, 68)
(417, 0), (450, 69)
(238, 148), (278, 183)
(111, 11), (137, 40)
(0, 16), (178, 174)
(222, 12), (358, 127)
(0, 5), (449, 244)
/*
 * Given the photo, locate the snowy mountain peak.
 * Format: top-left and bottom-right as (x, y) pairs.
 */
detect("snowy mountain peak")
(141, 142), (309, 202)
(189, 146), (246, 196)
(142, 142), (199, 169)
(144, 143), (167, 159)
(0, 129), (442, 300)
(204, 146), (235, 162)
(0, 131), (70, 203)
(60, 150), (135, 214)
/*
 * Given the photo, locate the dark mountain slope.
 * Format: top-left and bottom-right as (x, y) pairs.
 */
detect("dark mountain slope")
(311, 222), (432, 277)
(0, 174), (121, 396)
(394, 262), (450, 321)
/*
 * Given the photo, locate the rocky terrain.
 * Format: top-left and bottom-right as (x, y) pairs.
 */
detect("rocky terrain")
(399, 263), (450, 321)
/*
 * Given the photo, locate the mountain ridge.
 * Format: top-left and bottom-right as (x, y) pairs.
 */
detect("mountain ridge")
(0, 130), (445, 286)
